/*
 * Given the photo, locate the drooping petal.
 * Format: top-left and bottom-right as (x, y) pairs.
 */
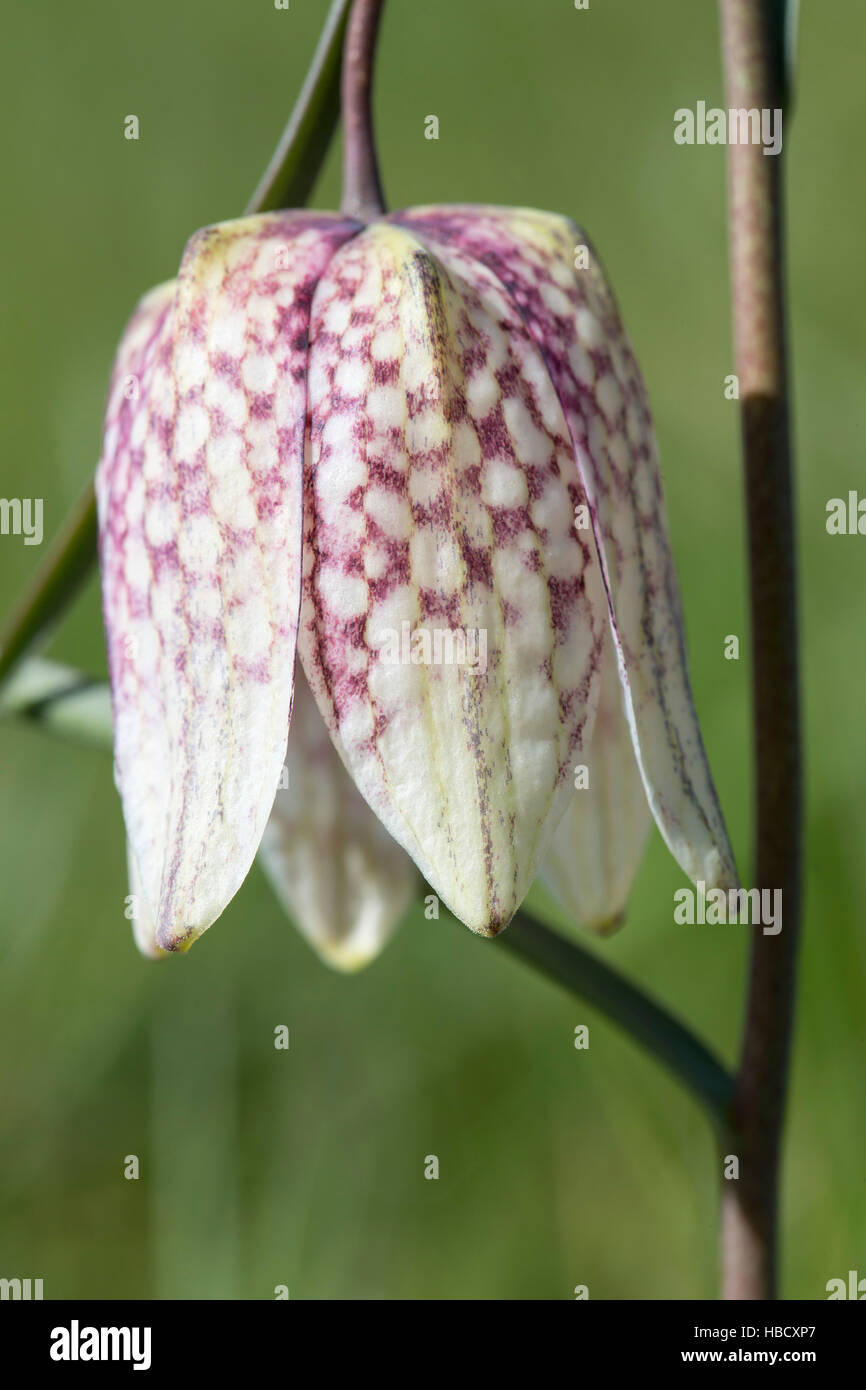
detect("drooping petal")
(394, 206), (738, 892)
(541, 628), (651, 932)
(97, 213), (360, 951)
(298, 221), (607, 935)
(258, 665), (418, 970)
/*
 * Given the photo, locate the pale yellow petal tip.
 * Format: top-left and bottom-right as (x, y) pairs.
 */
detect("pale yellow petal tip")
(288, 906), (409, 973)
(444, 900), (515, 941)
(463, 919), (501, 941)
(259, 826), (416, 972)
(583, 908), (627, 938)
(130, 898), (204, 959)
(309, 939), (387, 974)
(688, 844), (741, 896)
(152, 918), (209, 956)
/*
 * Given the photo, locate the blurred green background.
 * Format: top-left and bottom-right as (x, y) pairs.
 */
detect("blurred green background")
(0, 0), (863, 1300)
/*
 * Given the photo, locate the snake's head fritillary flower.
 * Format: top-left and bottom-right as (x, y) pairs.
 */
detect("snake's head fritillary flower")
(96, 200), (736, 960)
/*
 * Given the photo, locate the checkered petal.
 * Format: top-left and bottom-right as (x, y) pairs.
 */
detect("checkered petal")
(97, 213), (359, 951)
(541, 629), (651, 932)
(258, 665), (418, 970)
(299, 221), (607, 935)
(394, 206), (738, 895)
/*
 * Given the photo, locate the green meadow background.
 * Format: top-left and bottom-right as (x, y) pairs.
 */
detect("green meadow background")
(0, 0), (863, 1300)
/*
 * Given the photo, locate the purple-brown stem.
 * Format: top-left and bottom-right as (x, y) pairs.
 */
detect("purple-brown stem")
(340, 0), (386, 220)
(719, 0), (802, 1300)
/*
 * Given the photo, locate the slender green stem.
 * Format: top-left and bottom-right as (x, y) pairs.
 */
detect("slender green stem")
(0, 481), (97, 694)
(340, 0), (386, 219)
(500, 911), (733, 1131)
(246, 0), (353, 215)
(719, 0), (801, 1301)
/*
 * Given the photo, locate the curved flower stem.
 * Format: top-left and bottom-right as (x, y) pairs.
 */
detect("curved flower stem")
(0, 481), (97, 694)
(340, 0), (386, 219)
(719, 0), (801, 1300)
(1, 654), (735, 1134)
(246, 0), (353, 215)
(501, 911), (733, 1131)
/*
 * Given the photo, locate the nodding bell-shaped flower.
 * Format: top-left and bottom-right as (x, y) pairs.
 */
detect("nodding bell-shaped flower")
(96, 3), (736, 962)
(97, 202), (737, 959)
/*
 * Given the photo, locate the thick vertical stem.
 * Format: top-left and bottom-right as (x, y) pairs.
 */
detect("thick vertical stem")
(340, 0), (386, 220)
(719, 0), (802, 1300)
